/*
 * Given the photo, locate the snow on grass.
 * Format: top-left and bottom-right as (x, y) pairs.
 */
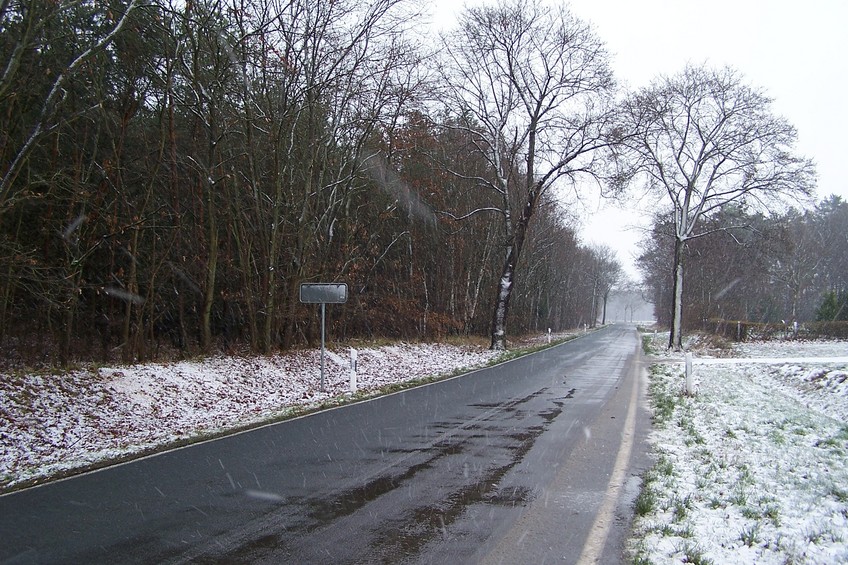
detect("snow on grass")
(5, 326), (844, 563)
(0, 342), (511, 492)
(631, 333), (848, 564)
(0, 332), (583, 493)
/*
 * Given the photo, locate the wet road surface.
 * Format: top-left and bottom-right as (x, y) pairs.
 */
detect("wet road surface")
(0, 324), (650, 564)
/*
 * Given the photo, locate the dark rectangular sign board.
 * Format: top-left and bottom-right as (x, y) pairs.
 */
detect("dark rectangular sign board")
(299, 283), (348, 304)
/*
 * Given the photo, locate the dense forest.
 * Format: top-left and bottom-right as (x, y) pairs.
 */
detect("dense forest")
(639, 196), (848, 331)
(1, 0), (839, 365)
(0, 0), (627, 364)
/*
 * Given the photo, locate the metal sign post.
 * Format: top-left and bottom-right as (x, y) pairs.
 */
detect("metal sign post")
(300, 283), (348, 391)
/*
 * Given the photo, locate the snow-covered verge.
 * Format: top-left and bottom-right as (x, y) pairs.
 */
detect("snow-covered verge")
(631, 333), (848, 564)
(0, 332), (579, 493)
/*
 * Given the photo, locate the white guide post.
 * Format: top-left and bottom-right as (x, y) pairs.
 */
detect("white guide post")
(685, 352), (694, 396)
(320, 303), (326, 391)
(350, 348), (358, 393)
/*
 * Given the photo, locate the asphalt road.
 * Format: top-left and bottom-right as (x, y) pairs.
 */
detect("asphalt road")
(0, 324), (651, 564)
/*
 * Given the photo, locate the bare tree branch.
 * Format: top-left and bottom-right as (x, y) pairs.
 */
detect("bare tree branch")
(0, 0), (141, 209)
(617, 63), (816, 348)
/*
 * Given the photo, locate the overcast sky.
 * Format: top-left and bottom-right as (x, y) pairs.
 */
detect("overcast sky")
(428, 0), (848, 281)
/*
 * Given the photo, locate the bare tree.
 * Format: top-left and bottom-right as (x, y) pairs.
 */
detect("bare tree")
(587, 245), (622, 326)
(268, 0), (421, 351)
(769, 210), (823, 324)
(618, 64), (815, 349)
(814, 195), (848, 296)
(439, 0), (616, 349)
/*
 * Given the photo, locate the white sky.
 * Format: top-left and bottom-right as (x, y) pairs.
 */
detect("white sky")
(428, 0), (848, 281)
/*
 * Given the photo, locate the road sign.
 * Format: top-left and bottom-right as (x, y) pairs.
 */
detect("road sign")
(299, 283), (348, 304)
(299, 282), (348, 390)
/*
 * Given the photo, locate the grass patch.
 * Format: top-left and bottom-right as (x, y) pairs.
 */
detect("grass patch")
(632, 555), (653, 565)
(672, 493), (694, 521)
(770, 430), (786, 446)
(829, 485), (848, 503)
(677, 541), (712, 564)
(816, 426), (848, 455)
(740, 523), (760, 547)
(655, 454), (675, 477)
(633, 454), (677, 518)
(649, 367), (678, 425)
(708, 497), (724, 510)
(630, 539), (655, 565)
(729, 484), (749, 507)
(681, 415), (706, 446)
(803, 525), (843, 544)
(763, 503), (781, 526)
(634, 486), (657, 517)
(641, 334), (656, 355)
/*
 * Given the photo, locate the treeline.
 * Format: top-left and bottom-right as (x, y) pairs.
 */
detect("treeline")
(0, 0), (617, 364)
(639, 196), (848, 329)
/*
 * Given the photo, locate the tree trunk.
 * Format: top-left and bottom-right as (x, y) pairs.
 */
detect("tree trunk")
(669, 236), (685, 350)
(261, 192), (283, 354)
(232, 216), (259, 351)
(282, 268), (303, 350)
(490, 245), (516, 350)
(466, 227), (493, 334)
(490, 185), (538, 350)
(490, 218), (528, 349)
(121, 232), (139, 363)
(200, 188), (218, 351)
(59, 299), (76, 367)
(602, 289), (609, 325)
(590, 281), (598, 327)
(0, 213), (23, 343)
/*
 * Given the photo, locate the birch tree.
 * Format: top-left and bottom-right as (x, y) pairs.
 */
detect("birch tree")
(619, 64), (815, 349)
(440, 0), (616, 350)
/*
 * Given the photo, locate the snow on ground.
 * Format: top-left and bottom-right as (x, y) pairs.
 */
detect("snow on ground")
(7, 328), (844, 563)
(0, 332), (579, 493)
(631, 333), (848, 565)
